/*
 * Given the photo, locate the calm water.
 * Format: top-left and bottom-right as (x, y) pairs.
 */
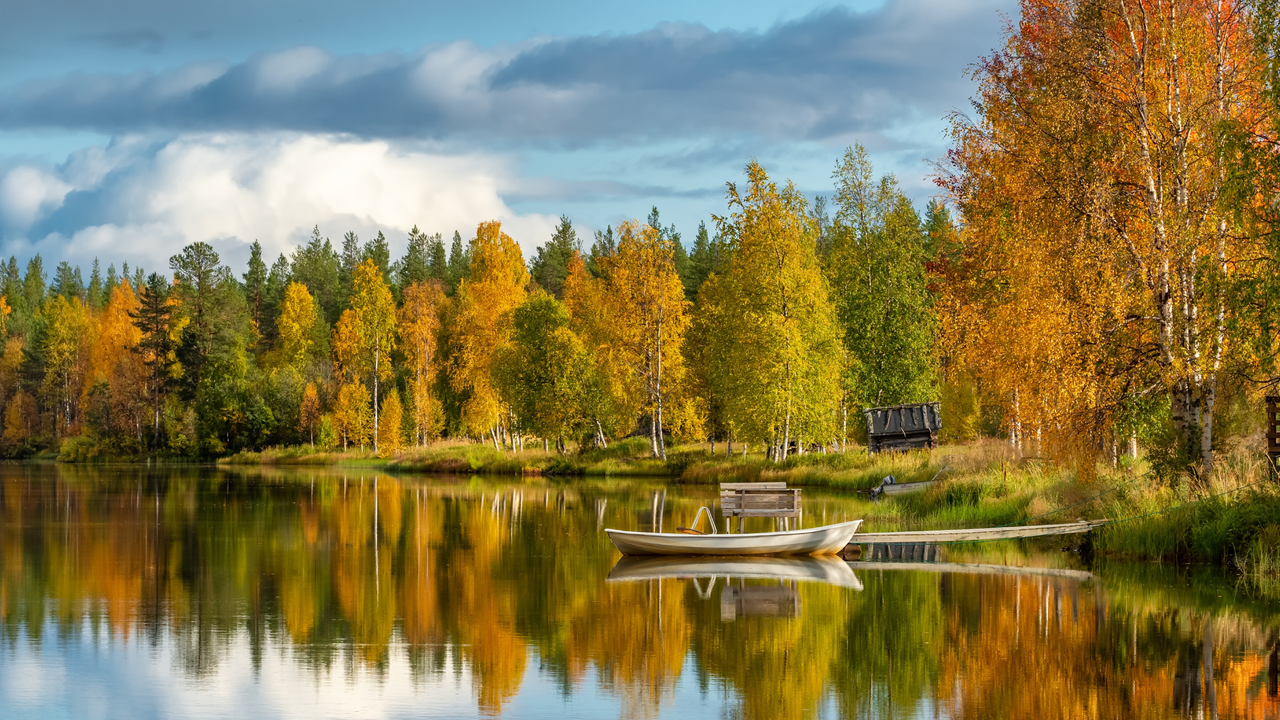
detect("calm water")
(0, 465), (1277, 719)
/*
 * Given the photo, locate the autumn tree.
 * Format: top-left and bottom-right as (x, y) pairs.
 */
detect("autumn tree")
(607, 220), (692, 459)
(299, 381), (320, 447)
(492, 292), (593, 451)
(711, 161), (843, 460)
(448, 221), (528, 445)
(351, 259), (397, 452)
(562, 251), (639, 446)
(86, 280), (145, 440)
(277, 280), (320, 370)
(334, 381), (372, 450)
(941, 0), (1267, 474)
(377, 388), (403, 455)
(39, 294), (90, 436)
(399, 281), (446, 445)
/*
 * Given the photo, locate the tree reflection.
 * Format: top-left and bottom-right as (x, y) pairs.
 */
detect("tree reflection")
(0, 466), (1277, 719)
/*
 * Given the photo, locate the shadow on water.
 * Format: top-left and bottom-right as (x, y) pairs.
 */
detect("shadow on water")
(0, 463), (1277, 718)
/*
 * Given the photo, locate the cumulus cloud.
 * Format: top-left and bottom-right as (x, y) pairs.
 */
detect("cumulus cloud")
(1, 134), (559, 269)
(0, 0), (1006, 144)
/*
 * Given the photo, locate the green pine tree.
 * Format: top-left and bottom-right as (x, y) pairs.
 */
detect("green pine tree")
(530, 215), (580, 299)
(87, 259), (104, 310)
(446, 230), (469, 294)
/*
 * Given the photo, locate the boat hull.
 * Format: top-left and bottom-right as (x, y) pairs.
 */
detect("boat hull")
(605, 519), (862, 557)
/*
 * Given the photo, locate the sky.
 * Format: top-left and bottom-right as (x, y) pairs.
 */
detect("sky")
(0, 0), (1017, 273)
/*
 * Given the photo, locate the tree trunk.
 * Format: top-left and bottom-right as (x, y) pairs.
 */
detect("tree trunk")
(372, 345), (380, 453)
(780, 397), (791, 463)
(841, 400), (847, 453)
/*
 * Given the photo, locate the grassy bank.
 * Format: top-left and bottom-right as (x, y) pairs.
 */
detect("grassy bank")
(220, 436), (1280, 582)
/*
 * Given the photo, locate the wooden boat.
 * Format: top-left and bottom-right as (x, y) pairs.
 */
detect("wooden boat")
(607, 555), (864, 589)
(605, 518), (863, 557)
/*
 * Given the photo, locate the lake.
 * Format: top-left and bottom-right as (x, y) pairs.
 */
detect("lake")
(0, 464), (1276, 719)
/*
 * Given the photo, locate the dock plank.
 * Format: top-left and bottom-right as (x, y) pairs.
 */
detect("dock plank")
(851, 520), (1107, 545)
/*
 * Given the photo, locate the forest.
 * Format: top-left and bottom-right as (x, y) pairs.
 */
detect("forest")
(0, 147), (936, 463)
(11, 0), (1280, 486)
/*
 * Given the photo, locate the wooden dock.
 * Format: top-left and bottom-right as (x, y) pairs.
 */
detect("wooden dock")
(845, 519), (1107, 553)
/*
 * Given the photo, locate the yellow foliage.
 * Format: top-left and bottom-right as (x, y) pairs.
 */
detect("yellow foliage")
(333, 381), (372, 450)
(449, 221), (527, 436)
(278, 281), (317, 368)
(399, 281), (446, 445)
(299, 382), (321, 446)
(377, 388), (403, 455)
(606, 220), (694, 456)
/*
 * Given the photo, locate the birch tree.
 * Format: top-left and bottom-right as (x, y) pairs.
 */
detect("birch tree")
(351, 259), (397, 452)
(941, 0), (1266, 475)
(712, 161), (843, 461)
(449, 221), (527, 445)
(606, 220), (691, 459)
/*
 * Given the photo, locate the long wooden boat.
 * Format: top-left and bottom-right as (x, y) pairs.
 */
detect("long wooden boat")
(605, 519), (863, 557)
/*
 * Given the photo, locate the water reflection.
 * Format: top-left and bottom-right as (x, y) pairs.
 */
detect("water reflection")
(0, 465), (1276, 719)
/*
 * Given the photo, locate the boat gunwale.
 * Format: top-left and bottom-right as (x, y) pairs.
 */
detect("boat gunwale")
(604, 518), (864, 541)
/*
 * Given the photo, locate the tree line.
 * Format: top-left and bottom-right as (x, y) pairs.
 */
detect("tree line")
(0, 146), (940, 459)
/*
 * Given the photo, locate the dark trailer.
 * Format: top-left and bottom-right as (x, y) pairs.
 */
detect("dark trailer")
(863, 402), (941, 454)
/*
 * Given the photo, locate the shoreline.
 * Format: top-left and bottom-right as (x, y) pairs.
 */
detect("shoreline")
(51, 438), (1280, 589)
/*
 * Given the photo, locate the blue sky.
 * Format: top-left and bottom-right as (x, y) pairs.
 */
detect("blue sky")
(0, 0), (1015, 271)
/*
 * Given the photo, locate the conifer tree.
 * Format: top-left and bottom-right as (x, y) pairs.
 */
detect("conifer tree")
(396, 225), (431, 290)
(587, 226), (616, 278)
(51, 261), (82, 301)
(86, 259), (104, 310)
(104, 264), (119, 296)
(447, 230), (469, 294)
(292, 226), (341, 323)
(364, 231), (392, 286)
(244, 240), (268, 335)
(529, 215), (579, 299)
(428, 233), (448, 281)
(130, 272), (173, 446)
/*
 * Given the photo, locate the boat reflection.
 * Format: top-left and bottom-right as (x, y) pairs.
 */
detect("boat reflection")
(609, 555), (862, 622)
(608, 555), (863, 590)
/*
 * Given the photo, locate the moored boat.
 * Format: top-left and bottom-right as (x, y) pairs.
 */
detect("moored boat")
(605, 518), (862, 557)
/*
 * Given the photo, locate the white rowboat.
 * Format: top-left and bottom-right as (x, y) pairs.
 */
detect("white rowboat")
(605, 518), (863, 557)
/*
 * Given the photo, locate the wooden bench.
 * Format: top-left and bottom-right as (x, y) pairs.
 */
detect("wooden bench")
(720, 482), (801, 533)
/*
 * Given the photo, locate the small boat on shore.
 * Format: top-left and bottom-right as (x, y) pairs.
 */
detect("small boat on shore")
(605, 517), (863, 557)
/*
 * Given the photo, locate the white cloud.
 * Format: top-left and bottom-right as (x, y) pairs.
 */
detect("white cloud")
(3, 133), (559, 269)
(0, 165), (73, 228)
